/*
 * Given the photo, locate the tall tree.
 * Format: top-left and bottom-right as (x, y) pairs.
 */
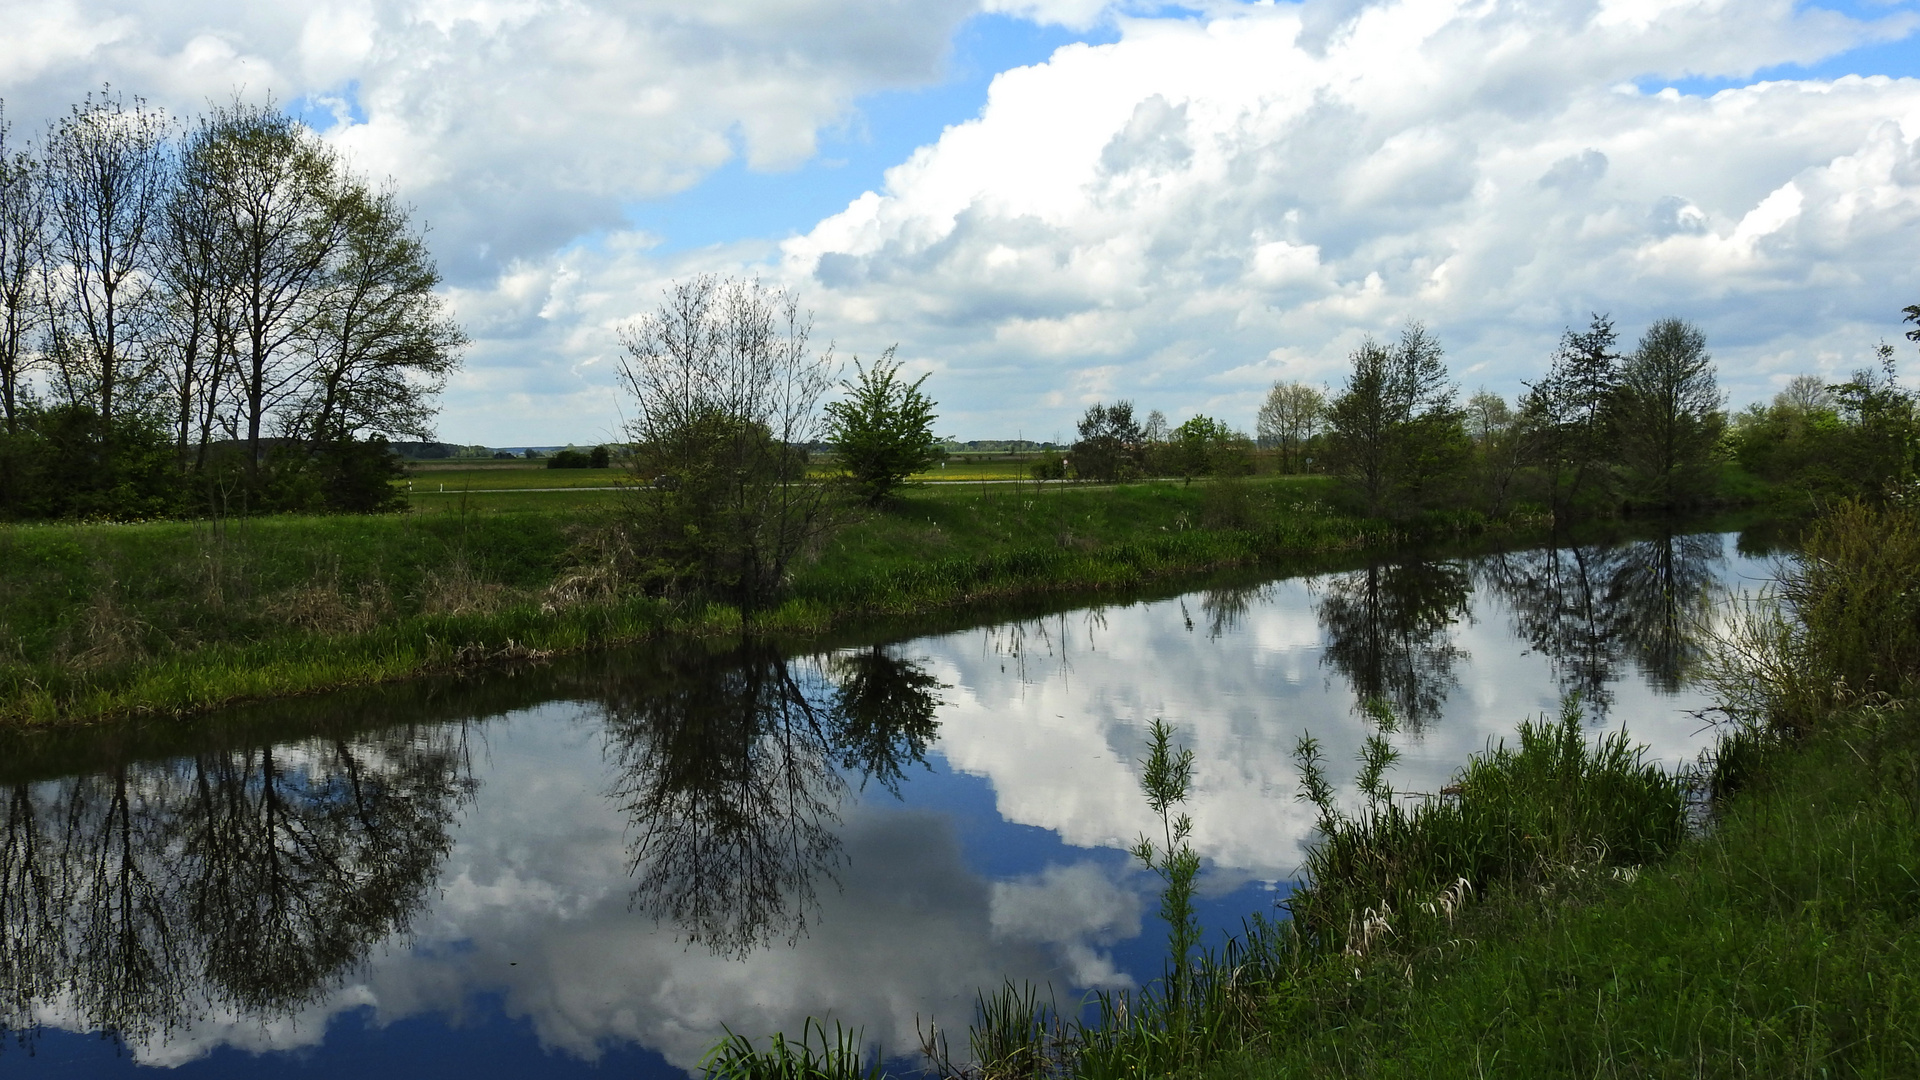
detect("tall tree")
(155, 125), (241, 465)
(1327, 323), (1466, 516)
(0, 108), (48, 433)
(1522, 314), (1620, 518)
(1615, 317), (1724, 508)
(42, 88), (173, 429)
(618, 275), (838, 612)
(298, 182), (464, 447)
(1257, 380), (1325, 473)
(187, 102), (350, 473)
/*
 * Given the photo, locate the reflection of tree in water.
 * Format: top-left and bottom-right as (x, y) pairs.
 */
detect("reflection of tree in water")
(604, 641), (943, 959)
(1318, 560), (1471, 729)
(1612, 532), (1723, 693)
(0, 725), (474, 1048)
(1194, 584), (1273, 640)
(1478, 530), (1724, 709)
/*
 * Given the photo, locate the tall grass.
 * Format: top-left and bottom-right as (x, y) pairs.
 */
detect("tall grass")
(1288, 695), (1688, 955)
(703, 1018), (882, 1080)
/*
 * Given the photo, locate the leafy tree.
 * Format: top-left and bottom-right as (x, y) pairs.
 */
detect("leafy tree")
(1327, 338), (1397, 512)
(822, 347), (942, 505)
(1029, 447), (1067, 480)
(1824, 343), (1918, 502)
(1256, 380), (1325, 473)
(617, 275), (839, 612)
(1521, 314), (1621, 518)
(590, 444), (611, 468)
(1071, 400), (1143, 482)
(1468, 388), (1524, 515)
(1729, 374), (1842, 487)
(1615, 317), (1724, 508)
(1170, 414), (1252, 478)
(1326, 323), (1468, 516)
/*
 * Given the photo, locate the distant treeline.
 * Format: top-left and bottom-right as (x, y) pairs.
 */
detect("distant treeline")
(0, 89), (463, 520)
(1060, 311), (1920, 520)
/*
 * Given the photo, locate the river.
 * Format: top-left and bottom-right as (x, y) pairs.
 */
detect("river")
(0, 525), (1777, 1077)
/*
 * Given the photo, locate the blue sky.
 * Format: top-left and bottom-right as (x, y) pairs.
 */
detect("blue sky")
(622, 14), (1120, 252)
(6, 0), (1920, 443)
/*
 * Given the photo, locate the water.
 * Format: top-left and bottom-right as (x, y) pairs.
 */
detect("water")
(0, 528), (1777, 1077)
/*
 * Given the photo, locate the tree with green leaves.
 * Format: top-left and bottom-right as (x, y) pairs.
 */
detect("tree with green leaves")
(1521, 313), (1621, 519)
(1615, 317), (1724, 508)
(1169, 414), (1252, 479)
(1071, 400), (1143, 482)
(821, 346), (942, 505)
(1326, 323), (1468, 516)
(1256, 380), (1325, 473)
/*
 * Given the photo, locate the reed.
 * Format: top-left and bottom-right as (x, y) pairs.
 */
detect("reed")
(702, 1018), (883, 1080)
(1288, 694), (1689, 955)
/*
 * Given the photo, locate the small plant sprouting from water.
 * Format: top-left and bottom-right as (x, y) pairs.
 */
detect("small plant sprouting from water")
(1130, 717), (1201, 1004)
(702, 1018), (882, 1080)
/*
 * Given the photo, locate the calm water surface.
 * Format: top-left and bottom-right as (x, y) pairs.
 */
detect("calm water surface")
(0, 529), (1775, 1077)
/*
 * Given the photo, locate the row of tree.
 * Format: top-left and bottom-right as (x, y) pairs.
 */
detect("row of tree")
(1260, 312), (1918, 518)
(0, 90), (464, 519)
(1058, 401), (1255, 483)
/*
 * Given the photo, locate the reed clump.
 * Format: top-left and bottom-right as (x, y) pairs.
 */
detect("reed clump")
(1287, 695), (1687, 956)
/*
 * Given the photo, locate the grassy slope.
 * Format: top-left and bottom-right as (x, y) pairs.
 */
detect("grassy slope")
(1214, 710), (1920, 1078)
(0, 476), (1408, 726)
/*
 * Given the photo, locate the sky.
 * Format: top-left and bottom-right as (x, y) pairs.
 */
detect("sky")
(3, 0), (1919, 444)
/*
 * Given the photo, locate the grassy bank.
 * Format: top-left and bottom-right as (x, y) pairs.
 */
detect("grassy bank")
(1, 475), (1432, 727)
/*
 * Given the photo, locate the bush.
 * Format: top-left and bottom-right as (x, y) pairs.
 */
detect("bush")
(0, 405), (184, 520)
(546, 449), (592, 469)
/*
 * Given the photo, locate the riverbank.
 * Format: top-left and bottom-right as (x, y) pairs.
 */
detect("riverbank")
(1, 476), (1453, 728)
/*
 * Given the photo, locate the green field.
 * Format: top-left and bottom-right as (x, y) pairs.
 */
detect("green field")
(399, 456), (1043, 496)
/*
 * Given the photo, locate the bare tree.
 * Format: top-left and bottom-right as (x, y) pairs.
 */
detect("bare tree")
(617, 275), (839, 612)
(42, 87), (173, 428)
(186, 102), (350, 471)
(156, 126), (241, 464)
(0, 108), (48, 433)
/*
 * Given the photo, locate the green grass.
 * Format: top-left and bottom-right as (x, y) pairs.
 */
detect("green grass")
(1206, 704), (1920, 1079)
(0, 475), (1427, 726)
(403, 464), (630, 490)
